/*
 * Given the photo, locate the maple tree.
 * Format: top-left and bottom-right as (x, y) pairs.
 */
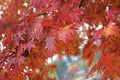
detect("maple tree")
(0, 0), (120, 80)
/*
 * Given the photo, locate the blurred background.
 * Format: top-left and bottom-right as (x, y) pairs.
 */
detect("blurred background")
(47, 54), (101, 80)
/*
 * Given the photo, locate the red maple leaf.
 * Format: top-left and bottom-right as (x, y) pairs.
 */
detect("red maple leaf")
(7, 56), (25, 69)
(45, 37), (56, 57)
(58, 28), (75, 43)
(16, 56), (25, 67)
(17, 41), (36, 57)
(103, 21), (120, 37)
(94, 29), (103, 41)
(30, 20), (44, 40)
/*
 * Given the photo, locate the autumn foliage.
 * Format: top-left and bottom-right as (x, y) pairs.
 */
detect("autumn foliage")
(0, 0), (120, 80)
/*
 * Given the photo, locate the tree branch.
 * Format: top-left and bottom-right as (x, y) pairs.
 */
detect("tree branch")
(79, 0), (84, 8)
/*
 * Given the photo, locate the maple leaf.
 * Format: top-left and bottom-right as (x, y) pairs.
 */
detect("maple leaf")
(107, 10), (120, 21)
(58, 28), (75, 43)
(17, 41), (36, 57)
(102, 21), (120, 37)
(26, 41), (36, 52)
(16, 56), (25, 67)
(30, 20), (44, 40)
(7, 57), (16, 69)
(45, 37), (56, 57)
(14, 32), (24, 46)
(7, 56), (25, 69)
(94, 29), (103, 41)
(94, 21), (120, 40)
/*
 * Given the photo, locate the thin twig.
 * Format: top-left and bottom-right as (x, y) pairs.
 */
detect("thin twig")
(0, 53), (14, 64)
